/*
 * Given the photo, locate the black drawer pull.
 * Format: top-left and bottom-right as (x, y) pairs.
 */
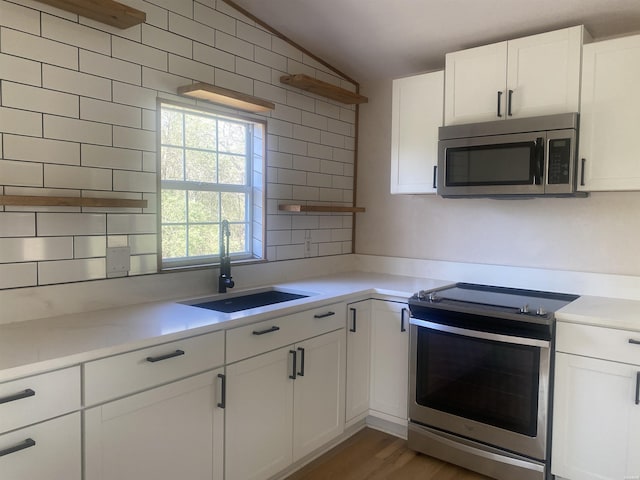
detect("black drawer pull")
(497, 91), (503, 117)
(401, 308), (408, 332)
(252, 326), (280, 336)
(580, 158), (586, 186)
(636, 372), (640, 406)
(297, 347), (305, 376)
(0, 388), (35, 405)
(349, 308), (357, 333)
(432, 165), (437, 189)
(289, 350), (297, 380)
(507, 89), (514, 116)
(314, 311), (335, 319)
(217, 373), (226, 409)
(0, 438), (36, 457)
(146, 349), (185, 363)
(629, 339), (640, 345)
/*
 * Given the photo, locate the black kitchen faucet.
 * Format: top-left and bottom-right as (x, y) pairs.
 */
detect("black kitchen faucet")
(218, 220), (235, 293)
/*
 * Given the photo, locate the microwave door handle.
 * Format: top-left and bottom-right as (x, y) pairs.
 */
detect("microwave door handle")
(534, 137), (545, 185)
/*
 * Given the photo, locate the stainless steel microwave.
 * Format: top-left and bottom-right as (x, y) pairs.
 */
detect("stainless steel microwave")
(437, 113), (584, 198)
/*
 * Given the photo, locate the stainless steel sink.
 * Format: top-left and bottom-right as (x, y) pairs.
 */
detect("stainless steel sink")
(186, 289), (311, 313)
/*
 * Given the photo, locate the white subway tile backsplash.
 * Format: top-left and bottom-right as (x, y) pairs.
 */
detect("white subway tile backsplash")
(271, 37), (302, 61)
(307, 143), (332, 161)
(80, 51), (142, 85)
(113, 170), (157, 192)
(291, 215), (319, 230)
(236, 57), (271, 83)
(267, 119), (293, 138)
(321, 131), (345, 148)
(237, 22), (271, 48)
(4, 135), (80, 166)
(277, 168), (307, 185)
(112, 82), (158, 110)
(1, 28), (77, 69)
(293, 124), (321, 143)
(193, 42), (235, 71)
(143, 152), (157, 172)
(142, 109), (156, 131)
(301, 111), (328, 131)
(193, 2), (235, 34)
(293, 155), (320, 173)
(328, 118), (352, 136)
(38, 257), (106, 284)
(37, 213), (106, 236)
(267, 151), (293, 169)
(320, 160), (344, 176)
(113, 126), (156, 152)
(81, 144), (142, 171)
(142, 24), (192, 58)
(318, 188), (344, 202)
(254, 81), (287, 104)
(266, 214), (292, 230)
(275, 244), (305, 261)
(318, 242), (342, 256)
(0, 53), (41, 86)
(0, 1), (40, 35)
(142, 67), (190, 94)
(168, 12), (214, 45)
(74, 236), (107, 258)
(316, 101), (341, 120)
(112, 36), (167, 71)
(0, 159), (43, 187)
(214, 69), (253, 96)
(2, 82), (78, 118)
(333, 148), (354, 164)
(44, 116), (112, 146)
(107, 214), (157, 234)
(0, 213), (35, 237)
(80, 98), (141, 128)
(168, 55), (215, 84)
(292, 185), (319, 201)
(307, 173), (332, 188)
(272, 104), (302, 124)
(0, 237), (72, 263)
(129, 254), (157, 275)
(42, 14), (111, 54)
(129, 234), (157, 254)
(44, 164), (112, 190)
(267, 183), (293, 200)
(0, 263), (37, 289)
(43, 64), (112, 101)
(121, 0), (168, 29)
(254, 47), (286, 72)
(0, 107), (42, 137)
(215, 30), (253, 60)
(278, 137), (307, 156)
(146, 0), (192, 17)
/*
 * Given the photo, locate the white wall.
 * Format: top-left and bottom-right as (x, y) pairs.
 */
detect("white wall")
(356, 77), (640, 277)
(0, 0), (356, 290)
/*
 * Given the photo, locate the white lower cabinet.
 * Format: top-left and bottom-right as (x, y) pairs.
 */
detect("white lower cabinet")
(369, 300), (409, 422)
(84, 369), (224, 480)
(0, 412), (81, 480)
(345, 300), (372, 425)
(225, 328), (346, 480)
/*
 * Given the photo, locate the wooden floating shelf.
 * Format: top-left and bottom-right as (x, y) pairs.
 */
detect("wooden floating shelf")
(34, 0), (146, 29)
(178, 82), (275, 113)
(0, 195), (148, 208)
(280, 74), (368, 105)
(279, 204), (365, 213)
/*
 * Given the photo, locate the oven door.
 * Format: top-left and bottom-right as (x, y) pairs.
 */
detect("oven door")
(437, 132), (546, 197)
(409, 318), (551, 460)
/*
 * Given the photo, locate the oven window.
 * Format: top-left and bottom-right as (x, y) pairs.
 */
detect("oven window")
(445, 142), (535, 186)
(415, 328), (540, 436)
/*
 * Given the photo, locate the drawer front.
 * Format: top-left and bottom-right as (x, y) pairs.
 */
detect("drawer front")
(0, 412), (81, 480)
(0, 367), (80, 434)
(226, 303), (345, 364)
(556, 322), (640, 365)
(84, 331), (224, 406)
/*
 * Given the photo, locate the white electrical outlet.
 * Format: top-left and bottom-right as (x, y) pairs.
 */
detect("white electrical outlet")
(304, 231), (312, 257)
(106, 246), (131, 278)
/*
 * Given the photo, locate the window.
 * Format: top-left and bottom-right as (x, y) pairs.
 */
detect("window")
(158, 101), (265, 270)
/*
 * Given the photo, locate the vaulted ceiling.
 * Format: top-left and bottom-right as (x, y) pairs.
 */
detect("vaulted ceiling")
(228, 0), (640, 82)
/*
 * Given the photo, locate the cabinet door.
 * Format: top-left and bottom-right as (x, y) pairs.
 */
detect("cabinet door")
(391, 71), (443, 194)
(345, 300), (371, 425)
(0, 412), (80, 480)
(506, 26), (582, 118)
(85, 369), (223, 480)
(444, 42), (508, 125)
(225, 347), (294, 480)
(369, 300), (409, 421)
(579, 34), (640, 191)
(552, 353), (640, 480)
(293, 329), (346, 462)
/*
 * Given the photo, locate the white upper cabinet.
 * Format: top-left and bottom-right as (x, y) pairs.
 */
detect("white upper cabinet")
(445, 26), (587, 125)
(391, 70), (444, 194)
(578, 34), (640, 191)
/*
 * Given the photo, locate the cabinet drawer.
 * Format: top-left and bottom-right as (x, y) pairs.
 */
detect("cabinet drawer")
(84, 331), (224, 406)
(0, 366), (80, 434)
(0, 412), (81, 480)
(226, 303), (345, 364)
(556, 322), (640, 365)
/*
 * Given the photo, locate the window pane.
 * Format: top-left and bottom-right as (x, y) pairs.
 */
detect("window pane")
(162, 190), (186, 223)
(221, 192), (246, 222)
(219, 120), (246, 154)
(188, 224), (217, 257)
(185, 114), (216, 150)
(188, 191), (219, 223)
(162, 225), (187, 258)
(185, 149), (216, 183)
(161, 109), (183, 146)
(218, 154), (246, 185)
(161, 147), (184, 181)
(228, 223), (247, 254)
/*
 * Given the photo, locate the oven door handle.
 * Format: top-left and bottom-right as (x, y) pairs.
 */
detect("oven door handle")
(409, 318), (551, 348)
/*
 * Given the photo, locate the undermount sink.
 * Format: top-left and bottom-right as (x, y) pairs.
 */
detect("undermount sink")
(186, 289), (311, 313)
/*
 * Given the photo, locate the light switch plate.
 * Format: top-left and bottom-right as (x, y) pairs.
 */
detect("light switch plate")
(106, 246), (130, 278)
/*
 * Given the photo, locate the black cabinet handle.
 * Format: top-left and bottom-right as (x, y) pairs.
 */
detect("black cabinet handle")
(580, 158), (586, 186)
(0, 438), (36, 458)
(349, 308), (357, 333)
(252, 326), (280, 336)
(534, 137), (544, 185)
(297, 347), (305, 377)
(289, 350), (297, 380)
(497, 91), (503, 117)
(629, 339), (640, 345)
(507, 89), (514, 116)
(0, 388), (35, 405)
(432, 165), (437, 189)
(636, 372), (640, 405)
(217, 373), (226, 409)
(146, 349), (185, 363)
(314, 311), (335, 319)
(401, 308), (408, 332)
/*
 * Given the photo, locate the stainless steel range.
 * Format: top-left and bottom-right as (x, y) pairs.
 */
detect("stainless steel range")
(407, 283), (579, 480)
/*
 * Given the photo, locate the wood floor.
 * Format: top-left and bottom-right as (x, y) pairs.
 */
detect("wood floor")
(285, 428), (492, 480)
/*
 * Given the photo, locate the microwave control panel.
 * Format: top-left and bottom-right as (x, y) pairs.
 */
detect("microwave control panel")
(547, 138), (571, 184)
